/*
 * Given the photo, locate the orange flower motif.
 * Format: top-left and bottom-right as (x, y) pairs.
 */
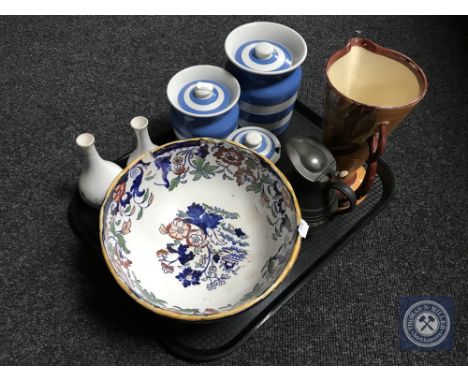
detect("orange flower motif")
(113, 182), (126, 202)
(233, 167), (253, 186)
(213, 147), (244, 166)
(121, 219), (132, 235)
(166, 218), (191, 240)
(161, 263), (174, 274)
(186, 228), (208, 248)
(172, 156), (184, 165)
(118, 258), (132, 269)
(173, 164), (187, 176)
(156, 249), (168, 257)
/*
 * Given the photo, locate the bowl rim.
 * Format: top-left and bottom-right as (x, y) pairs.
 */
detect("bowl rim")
(99, 137), (302, 322)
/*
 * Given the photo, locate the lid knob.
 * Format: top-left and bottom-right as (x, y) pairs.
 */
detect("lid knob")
(254, 42), (274, 59)
(194, 82), (214, 99)
(244, 132), (263, 149)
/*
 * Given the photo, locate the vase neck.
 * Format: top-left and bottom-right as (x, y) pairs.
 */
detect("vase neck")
(80, 143), (103, 168)
(135, 126), (148, 142)
(134, 126), (155, 151)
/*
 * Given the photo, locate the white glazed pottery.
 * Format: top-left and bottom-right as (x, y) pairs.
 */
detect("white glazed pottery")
(76, 133), (122, 209)
(100, 138), (301, 321)
(127, 116), (158, 165)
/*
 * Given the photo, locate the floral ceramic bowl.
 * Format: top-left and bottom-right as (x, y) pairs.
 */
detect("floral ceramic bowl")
(100, 138), (301, 321)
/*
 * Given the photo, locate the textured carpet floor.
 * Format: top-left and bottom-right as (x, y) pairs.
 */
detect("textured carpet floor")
(0, 16), (467, 365)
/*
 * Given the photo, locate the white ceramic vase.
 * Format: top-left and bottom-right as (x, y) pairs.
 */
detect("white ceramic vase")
(127, 116), (157, 165)
(76, 133), (122, 209)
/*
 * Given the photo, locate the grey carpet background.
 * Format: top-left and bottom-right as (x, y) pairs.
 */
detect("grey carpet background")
(0, 16), (467, 365)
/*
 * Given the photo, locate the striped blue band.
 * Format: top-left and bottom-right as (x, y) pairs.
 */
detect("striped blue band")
(238, 92), (297, 135)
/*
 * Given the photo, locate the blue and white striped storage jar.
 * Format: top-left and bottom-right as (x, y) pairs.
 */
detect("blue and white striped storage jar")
(225, 22), (307, 136)
(167, 65), (241, 139)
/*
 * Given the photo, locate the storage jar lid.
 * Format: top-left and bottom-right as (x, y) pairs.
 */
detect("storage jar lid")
(167, 65), (241, 118)
(225, 22), (307, 76)
(177, 80), (232, 116)
(227, 126), (281, 163)
(234, 40), (293, 74)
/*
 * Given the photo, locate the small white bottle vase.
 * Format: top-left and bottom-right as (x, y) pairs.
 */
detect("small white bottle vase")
(76, 133), (122, 209)
(127, 116), (157, 165)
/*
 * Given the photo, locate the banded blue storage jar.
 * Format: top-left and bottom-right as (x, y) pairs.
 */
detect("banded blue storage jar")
(167, 65), (241, 139)
(225, 22), (307, 136)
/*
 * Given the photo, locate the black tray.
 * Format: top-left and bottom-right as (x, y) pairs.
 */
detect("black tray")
(68, 101), (394, 362)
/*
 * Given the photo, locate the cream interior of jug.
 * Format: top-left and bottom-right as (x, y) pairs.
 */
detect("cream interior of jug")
(328, 46), (421, 107)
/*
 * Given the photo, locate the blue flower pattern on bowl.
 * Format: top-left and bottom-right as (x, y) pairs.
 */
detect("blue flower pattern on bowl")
(157, 203), (249, 290)
(101, 139), (299, 317)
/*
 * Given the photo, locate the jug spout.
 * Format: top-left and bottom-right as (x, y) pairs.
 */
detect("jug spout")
(327, 38), (427, 110)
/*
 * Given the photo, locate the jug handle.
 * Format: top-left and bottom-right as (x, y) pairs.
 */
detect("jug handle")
(330, 180), (357, 214)
(355, 123), (388, 199)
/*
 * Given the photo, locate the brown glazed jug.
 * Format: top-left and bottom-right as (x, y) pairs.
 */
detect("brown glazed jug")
(323, 38), (428, 199)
